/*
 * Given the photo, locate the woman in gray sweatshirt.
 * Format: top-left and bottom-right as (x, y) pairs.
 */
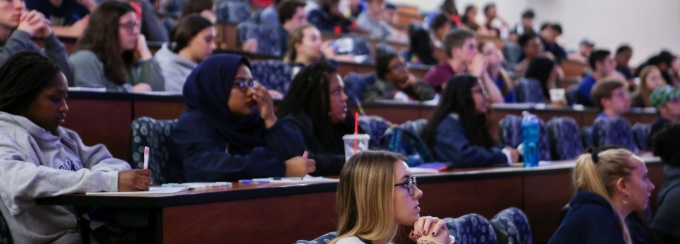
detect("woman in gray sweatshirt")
(69, 1), (164, 92)
(0, 52), (152, 243)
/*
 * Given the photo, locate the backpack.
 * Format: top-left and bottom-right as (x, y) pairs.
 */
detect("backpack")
(378, 125), (434, 167)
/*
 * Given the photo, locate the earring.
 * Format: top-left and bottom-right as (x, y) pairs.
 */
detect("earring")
(622, 192), (631, 205)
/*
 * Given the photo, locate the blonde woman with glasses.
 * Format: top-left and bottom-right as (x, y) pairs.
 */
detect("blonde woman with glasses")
(332, 150), (454, 244)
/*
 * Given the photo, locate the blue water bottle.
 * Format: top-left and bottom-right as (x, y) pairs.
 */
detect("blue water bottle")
(521, 111), (540, 168)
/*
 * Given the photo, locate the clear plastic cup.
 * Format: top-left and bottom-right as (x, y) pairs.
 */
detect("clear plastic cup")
(549, 88), (566, 107)
(342, 134), (370, 162)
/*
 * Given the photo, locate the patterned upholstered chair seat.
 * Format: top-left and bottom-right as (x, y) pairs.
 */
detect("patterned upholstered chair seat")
(547, 117), (583, 160)
(491, 207), (533, 244)
(130, 117), (178, 184)
(216, 0), (251, 23)
(250, 60), (293, 94)
(445, 214), (498, 244)
(632, 122), (651, 151)
(237, 22), (282, 56)
(0, 212), (12, 244)
(343, 72), (376, 100)
(592, 117), (637, 152)
(295, 231), (337, 244)
(515, 78), (545, 103)
(499, 115), (552, 160)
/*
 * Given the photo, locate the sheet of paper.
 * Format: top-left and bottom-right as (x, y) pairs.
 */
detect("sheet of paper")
(250, 175), (338, 184)
(85, 186), (188, 196)
(409, 167), (440, 174)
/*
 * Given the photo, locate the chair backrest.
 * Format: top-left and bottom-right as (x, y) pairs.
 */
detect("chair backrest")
(580, 126), (593, 149)
(236, 22), (282, 56)
(250, 60), (293, 94)
(515, 78), (545, 103)
(592, 117), (637, 152)
(446, 214), (498, 244)
(216, 0), (251, 23)
(130, 117), (178, 184)
(295, 231), (337, 244)
(632, 122), (651, 151)
(343, 72), (376, 100)
(0, 212), (13, 244)
(547, 117), (583, 160)
(499, 115), (551, 160)
(491, 207), (533, 244)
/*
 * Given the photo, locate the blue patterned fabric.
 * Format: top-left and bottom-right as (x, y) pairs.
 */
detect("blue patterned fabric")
(357, 115), (391, 141)
(237, 22), (282, 56)
(592, 117), (637, 152)
(491, 207), (533, 244)
(215, 0), (251, 23)
(250, 60), (293, 94)
(581, 126), (593, 149)
(0, 212), (12, 244)
(547, 117), (583, 160)
(445, 214), (498, 244)
(499, 115), (551, 160)
(515, 78), (545, 103)
(351, 36), (372, 63)
(632, 122), (651, 151)
(378, 124), (434, 166)
(295, 232), (337, 244)
(343, 72), (376, 100)
(130, 117), (178, 184)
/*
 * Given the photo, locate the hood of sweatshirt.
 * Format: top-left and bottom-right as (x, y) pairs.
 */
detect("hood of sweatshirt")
(155, 43), (198, 70)
(658, 165), (680, 204)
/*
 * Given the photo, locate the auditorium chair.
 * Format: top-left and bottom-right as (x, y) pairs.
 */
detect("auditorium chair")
(632, 122), (652, 151)
(250, 60), (293, 94)
(236, 22), (283, 56)
(445, 214), (498, 244)
(491, 207), (533, 244)
(0, 212), (13, 244)
(515, 78), (546, 103)
(130, 117), (178, 184)
(547, 117), (583, 160)
(216, 0), (251, 24)
(498, 115), (552, 160)
(591, 117), (637, 152)
(343, 72), (376, 100)
(295, 231), (337, 244)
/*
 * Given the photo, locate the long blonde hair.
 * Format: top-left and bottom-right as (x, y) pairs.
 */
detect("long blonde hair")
(283, 24), (314, 64)
(331, 150), (407, 243)
(572, 148), (637, 244)
(635, 65), (664, 107)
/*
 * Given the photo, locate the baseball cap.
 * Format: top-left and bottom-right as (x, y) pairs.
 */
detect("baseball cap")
(651, 85), (680, 107)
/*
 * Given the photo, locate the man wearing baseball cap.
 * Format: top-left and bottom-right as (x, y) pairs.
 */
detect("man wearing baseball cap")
(649, 85), (680, 148)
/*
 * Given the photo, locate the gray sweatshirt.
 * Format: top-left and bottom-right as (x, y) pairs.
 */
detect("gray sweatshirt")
(154, 43), (197, 93)
(0, 30), (75, 85)
(70, 50), (165, 92)
(0, 112), (131, 243)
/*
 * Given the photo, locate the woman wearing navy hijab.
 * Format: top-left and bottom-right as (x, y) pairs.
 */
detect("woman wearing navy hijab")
(169, 54), (315, 182)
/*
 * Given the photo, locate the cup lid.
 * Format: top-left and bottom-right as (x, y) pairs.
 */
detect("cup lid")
(342, 134), (371, 140)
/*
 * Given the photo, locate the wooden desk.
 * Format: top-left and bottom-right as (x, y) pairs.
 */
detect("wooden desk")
(37, 159), (664, 243)
(561, 60), (589, 78)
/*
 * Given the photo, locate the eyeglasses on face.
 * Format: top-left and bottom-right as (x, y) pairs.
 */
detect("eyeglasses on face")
(119, 20), (140, 34)
(394, 176), (417, 196)
(233, 78), (255, 92)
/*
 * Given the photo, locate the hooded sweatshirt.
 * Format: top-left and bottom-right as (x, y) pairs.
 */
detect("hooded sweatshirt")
(0, 112), (130, 243)
(154, 43), (197, 93)
(653, 165), (680, 243)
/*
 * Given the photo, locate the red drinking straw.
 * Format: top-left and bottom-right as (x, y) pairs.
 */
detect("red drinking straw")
(354, 112), (359, 153)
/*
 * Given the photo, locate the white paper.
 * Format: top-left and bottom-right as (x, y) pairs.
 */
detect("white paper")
(85, 186), (188, 195)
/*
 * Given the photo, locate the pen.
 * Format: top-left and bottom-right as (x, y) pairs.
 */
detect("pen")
(143, 146), (149, 170)
(239, 179), (270, 184)
(302, 150), (308, 161)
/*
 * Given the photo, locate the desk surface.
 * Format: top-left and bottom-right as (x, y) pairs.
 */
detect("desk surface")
(37, 159), (664, 243)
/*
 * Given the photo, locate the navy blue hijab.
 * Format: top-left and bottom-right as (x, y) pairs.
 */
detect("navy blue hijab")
(182, 54), (265, 153)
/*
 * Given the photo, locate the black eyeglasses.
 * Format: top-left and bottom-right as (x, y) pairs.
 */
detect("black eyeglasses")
(119, 20), (140, 34)
(388, 63), (406, 71)
(394, 176), (417, 196)
(233, 78), (255, 92)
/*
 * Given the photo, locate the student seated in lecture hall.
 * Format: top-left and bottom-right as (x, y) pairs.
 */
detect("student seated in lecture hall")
(168, 54), (315, 182)
(421, 75), (519, 168)
(512, 32), (544, 80)
(647, 85), (680, 150)
(423, 29), (504, 105)
(69, 1), (165, 92)
(407, 12), (450, 65)
(361, 53), (436, 102)
(355, 0), (407, 42)
(650, 124), (680, 243)
(0, 52), (151, 243)
(155, 14), (216, 93)
(277, 61), (355, 176)
(549, 148), (655, 244)
(630, 65), (666, 108)
(576, 49), (625, 106)
(479, 40), (516, 103)
(241, 0), (308, 55)
(0, 0), (74, 84)
(331, 150), (453, 244)
(591, 79), (631, 120)
(25, 0), (94, 38)
(283, 24), (354, 70)
(524, 57), (561, 103)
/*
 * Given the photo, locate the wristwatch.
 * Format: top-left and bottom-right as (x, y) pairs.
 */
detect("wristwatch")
(417, 235), (456, 244)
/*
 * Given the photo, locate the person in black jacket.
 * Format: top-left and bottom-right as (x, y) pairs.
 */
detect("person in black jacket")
(277, 61), (356, 175)
(407, 13), (450, 65)
(168, 54), (315, 182)
(651, 124), (680, 243)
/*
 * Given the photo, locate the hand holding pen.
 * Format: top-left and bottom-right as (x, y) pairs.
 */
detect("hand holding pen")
(284, 151), (315, 177)
(118, 146), (152, 191)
